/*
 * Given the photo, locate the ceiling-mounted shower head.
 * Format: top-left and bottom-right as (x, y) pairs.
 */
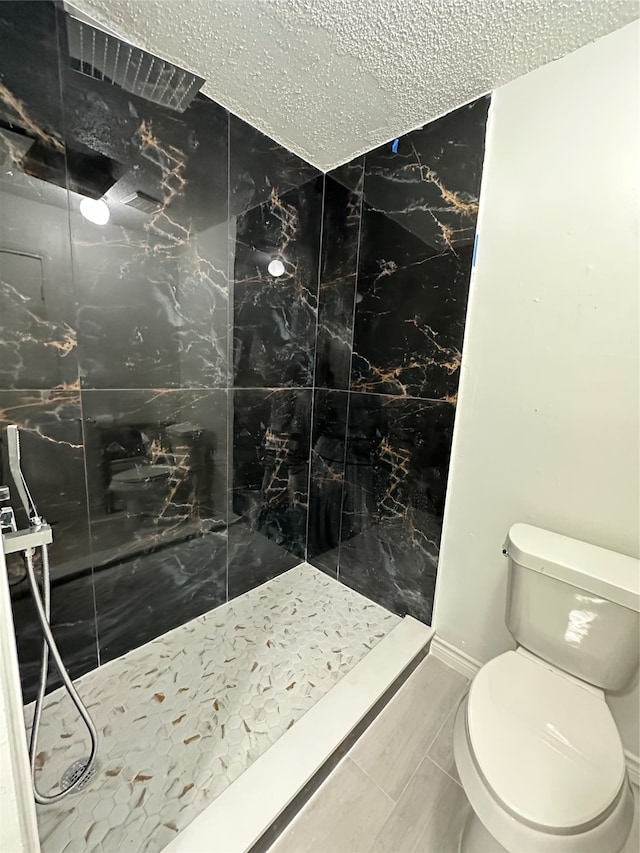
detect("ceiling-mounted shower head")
(64, 6), (204, 113)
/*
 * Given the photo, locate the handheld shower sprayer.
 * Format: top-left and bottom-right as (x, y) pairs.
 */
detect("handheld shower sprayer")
(2, 425), (98, 804)
(6, 425), (43, 528)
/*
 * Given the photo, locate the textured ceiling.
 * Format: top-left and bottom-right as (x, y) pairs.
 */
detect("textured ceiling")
(72, 0), (639, 171)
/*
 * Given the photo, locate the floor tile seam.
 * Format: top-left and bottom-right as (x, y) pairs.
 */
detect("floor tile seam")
(365, 783), (420, 853)
(423, 694), (461, 757)
(367, 755), (462, 853)
(353, 659), (466, 756)
(345, 754), (397, 808)
(374, 680), (466, 805)
(424, 752), (463, 789)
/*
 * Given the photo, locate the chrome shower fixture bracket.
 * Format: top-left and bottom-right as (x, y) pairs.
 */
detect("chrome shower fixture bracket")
(2, 524), (53, 555)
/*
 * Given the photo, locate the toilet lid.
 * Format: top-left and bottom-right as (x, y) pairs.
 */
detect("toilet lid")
(467, 651), (626, 831)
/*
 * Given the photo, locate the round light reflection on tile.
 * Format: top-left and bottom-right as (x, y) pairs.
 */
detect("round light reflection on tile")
(80, 197), (110, 226)
(268, 258), (285, 277)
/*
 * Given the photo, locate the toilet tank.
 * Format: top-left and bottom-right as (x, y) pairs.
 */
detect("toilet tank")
(504, 524), (640, 691)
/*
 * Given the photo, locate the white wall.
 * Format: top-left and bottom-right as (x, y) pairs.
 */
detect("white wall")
(434, 21), (640, 759)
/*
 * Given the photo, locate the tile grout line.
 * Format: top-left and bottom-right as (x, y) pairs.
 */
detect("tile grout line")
(54, 0), (102, 670)
(425, 697), (461, 754)
(350, 668), (467, 808)
(304, 174), (327, 562)
(366, 754), (463, 853)
(390, 686), (467, 805)
(334, 160), (366, 582)
(427, 753), (463, 789)
(2, 387), (457, 404)
(225, 107), (232, 606)
(345, 755), (397, 807)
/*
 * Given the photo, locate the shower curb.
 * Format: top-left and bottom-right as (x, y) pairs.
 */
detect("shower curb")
(162, 615), (434, 853)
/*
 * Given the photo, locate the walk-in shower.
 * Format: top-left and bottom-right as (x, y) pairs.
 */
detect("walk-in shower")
(0, 0), (486, 848)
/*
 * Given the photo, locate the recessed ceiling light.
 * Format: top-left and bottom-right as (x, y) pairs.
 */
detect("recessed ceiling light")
(80, 197), (110, 226)
(268, 258), (285, 277)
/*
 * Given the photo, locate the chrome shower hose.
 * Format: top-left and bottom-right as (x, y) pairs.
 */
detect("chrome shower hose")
(24, 544), (98, 804)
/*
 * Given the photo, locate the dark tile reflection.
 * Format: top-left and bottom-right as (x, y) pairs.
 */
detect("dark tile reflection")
(230, 115), (319, 217)
(0, 2), (64, 138)
(309, 96), (489, 618)
(307, 390), (348, 577)
(337, 394), (455, 623)
(95, 531), (227, 664)
(229, 388), (311, 597)
(82, 389), (227, 559)
(227, 521), (301, 601)
(0, 390), (95, 700)
(64, 82), (230, 390)
(362, 98), (489, 252)
(351, 208), (473, 401)
(11, 573), (98, 703)
(0, 1), (78, 391)
(314, 168), (363, 390)
(82, 389), (228, 661)
(232, 178), (323, 388)
(329, 158), (367, 195)
(0, 391), (90, 568)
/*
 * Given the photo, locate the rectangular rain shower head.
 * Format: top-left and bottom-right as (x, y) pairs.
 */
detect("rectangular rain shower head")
(64, 9), (205, 113)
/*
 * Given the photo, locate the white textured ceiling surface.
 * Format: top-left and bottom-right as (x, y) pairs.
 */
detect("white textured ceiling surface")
(73, 0), (639, 171)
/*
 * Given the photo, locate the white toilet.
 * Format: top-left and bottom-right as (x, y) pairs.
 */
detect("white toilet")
(453, 523), (639, 853)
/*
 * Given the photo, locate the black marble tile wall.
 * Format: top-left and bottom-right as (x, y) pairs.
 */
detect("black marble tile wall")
(0, 1), (78, 392)
(230, 115), (319, 217)
(0, 391), (97, 692)
(351, 209), (472, 401)
(309, 98), (490, 623)
(82, 389), (227, 560)
(94, 532), (227, 665)
(338, 394), (455, 622)
(0, 1), (324, 702)
(314, 161), (364, 391)
(307, 389), (349, 577)
(229, 388), (312, 597)
(232, 177), (324, 388)
(361, 98), (490, 253)
(1, 0), (488, 699)
(62, 75), (230, 390)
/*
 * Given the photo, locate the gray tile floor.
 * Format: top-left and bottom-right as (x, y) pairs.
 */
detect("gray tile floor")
(268, 654), (640, 853)
(268, 655), (470, 853)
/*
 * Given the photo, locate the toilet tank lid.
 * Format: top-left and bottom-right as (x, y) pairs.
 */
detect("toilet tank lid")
(505, 524), (640, 612)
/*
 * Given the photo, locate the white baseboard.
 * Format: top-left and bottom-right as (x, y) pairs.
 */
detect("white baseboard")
(430, 635), (482, 679)
(430, 635), (640, 788)
(625, 750), (640, 788)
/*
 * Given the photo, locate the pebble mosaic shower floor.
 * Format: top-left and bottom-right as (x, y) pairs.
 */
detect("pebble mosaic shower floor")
(24, 563), (400, 853)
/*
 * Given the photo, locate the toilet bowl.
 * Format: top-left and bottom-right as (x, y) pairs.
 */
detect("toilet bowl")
(453, 524), (639, 853)
(453, 650), (635, 853)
